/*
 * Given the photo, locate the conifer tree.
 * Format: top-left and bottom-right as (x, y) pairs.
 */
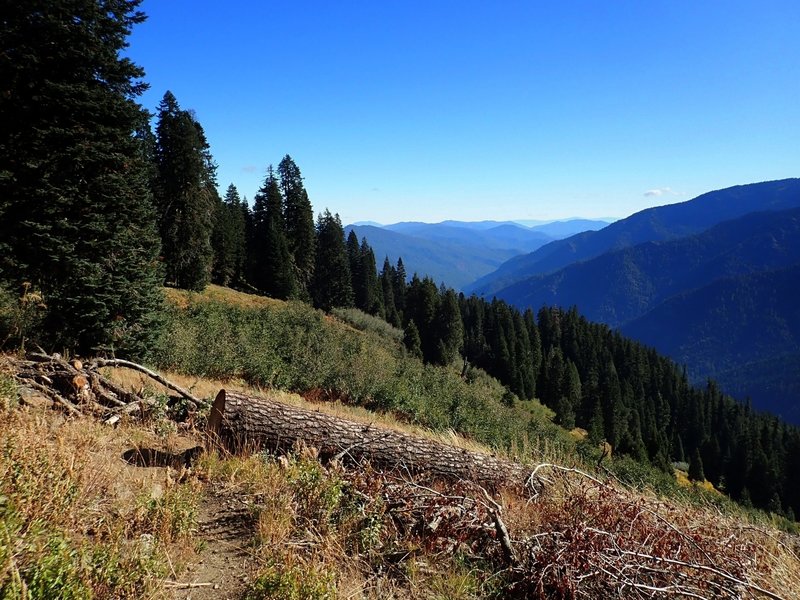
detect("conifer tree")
(688, 447), (705, 482)
(404, 276), (440, 362)
(250, 168), (295, 299)
(310, 210), (352, 311)
(211, 184), (246, 286)
(279, 155), (315, 294)
(434, 288), (464, 365)
(358, 239), (382, 316)
(154, 91), (216, 290)
(393, 257), (407, 318)
(0, 0), (163, 356)
(403, 320), (423, 359)
(346, 230), (362, 303)
(380, 257), (401, 327)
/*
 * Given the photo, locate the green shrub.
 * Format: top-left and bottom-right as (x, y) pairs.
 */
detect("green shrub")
(331, 307), (403, 343)
(245, 562), (336, 600)
(155, 297), (561, 455)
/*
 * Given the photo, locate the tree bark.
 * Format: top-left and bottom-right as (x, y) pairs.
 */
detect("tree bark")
(208, 390), (532, 492)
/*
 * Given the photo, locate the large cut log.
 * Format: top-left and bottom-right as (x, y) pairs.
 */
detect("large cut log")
(208, 389), (533, 492)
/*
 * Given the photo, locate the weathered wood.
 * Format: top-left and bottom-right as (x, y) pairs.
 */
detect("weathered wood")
(208, 389), (533, 492)
(90, 358), (205, 409)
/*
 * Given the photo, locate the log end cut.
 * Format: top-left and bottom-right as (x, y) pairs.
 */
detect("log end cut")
(207, 389), (226, 438)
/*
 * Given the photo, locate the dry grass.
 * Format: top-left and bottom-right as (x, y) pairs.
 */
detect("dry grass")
(163, 284), (284, 311)
(0, 386), (203, 598)
(4, 362), (800, 599)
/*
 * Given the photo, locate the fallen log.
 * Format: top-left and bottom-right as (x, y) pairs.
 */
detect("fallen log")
(208, 389), (533, 492)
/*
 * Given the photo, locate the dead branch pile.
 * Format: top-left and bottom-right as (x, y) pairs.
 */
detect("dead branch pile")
(4, 352), (206, 422)
(267, 457), (791, 599)
(2, 354), (793, 598)
(503, 464), (788, 599)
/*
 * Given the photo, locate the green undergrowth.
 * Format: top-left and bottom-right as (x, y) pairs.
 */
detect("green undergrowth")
(154, 296), (571, 458)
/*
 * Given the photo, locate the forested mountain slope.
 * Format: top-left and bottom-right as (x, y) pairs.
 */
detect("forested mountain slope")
(348, 219), (612, 290)
(621, 264), (800, 422)
(492, 206), (800, 327)
(467, 178), (800, 296)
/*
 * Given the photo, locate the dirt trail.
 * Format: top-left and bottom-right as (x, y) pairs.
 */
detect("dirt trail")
(169, 492), (255, 600)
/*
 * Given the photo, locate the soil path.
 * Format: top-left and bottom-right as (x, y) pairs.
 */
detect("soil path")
(169, 491), (256, 600)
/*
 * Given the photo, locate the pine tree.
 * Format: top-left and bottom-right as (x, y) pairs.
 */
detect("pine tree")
(346, 230), (362, 304)
(279, 155), (315, 294)
(154, 91), (215, 290)
(226, 184), (248, 285)
(0, 0), (163, 356)
(688, 447), (705, 482)
(434, 288), (464, 365)
(249, 168), (295, 299)
(403, 320), (423, 359)
(393, 257), (407, 318)
(211, 183), (246, 287)
(404, 276), (439, 362)
(359, 238), (382, 315)
(310, 210), (352, 311)
(380, 257), (400, 327)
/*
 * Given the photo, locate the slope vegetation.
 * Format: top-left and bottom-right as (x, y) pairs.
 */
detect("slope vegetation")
(622, 264), (800, 422)
(494, 206), (800, 327)
(468, 178), (800, 295)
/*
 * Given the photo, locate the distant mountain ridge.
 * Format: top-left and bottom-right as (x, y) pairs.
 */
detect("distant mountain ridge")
(469, 178), (800, 421)
(344, 224), (522, 290)
(467, 178), (800, 296)
(346, 218), (611, 289)
(492, 206), (800, 327)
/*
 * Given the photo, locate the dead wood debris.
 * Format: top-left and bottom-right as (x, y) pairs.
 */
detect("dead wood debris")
(4, 351), (206, 422)
(1, 353), (792, 598)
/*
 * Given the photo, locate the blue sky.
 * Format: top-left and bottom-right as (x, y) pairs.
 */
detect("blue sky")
(128, 1), (800, 225)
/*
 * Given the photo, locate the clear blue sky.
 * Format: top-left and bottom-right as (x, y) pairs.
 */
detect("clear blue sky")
(128, 1), (799, 225)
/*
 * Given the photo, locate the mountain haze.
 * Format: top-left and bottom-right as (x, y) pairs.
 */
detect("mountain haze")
(467, 178), (800, 296)
(492, 206), (800, 327)
(347, 219), (611, 290)
(345, 224), (522, 289)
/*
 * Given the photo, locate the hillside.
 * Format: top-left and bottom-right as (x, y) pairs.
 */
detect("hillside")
(493, 206), (800, 327)
(3, 285), (800, 598)
(468, 178), (800, 296)
(621, 264), (800, 422)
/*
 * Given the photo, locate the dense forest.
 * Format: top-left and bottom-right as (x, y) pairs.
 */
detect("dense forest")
(1, 1), (799, 521)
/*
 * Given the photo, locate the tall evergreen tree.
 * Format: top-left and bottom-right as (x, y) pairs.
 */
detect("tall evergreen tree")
(346, 230), (362, 303)
(0, 0), (163, 356)
(393, 257), (407, 318)
(154, 91), (216, 290)
(211, 183), (246, 287)
(310, 210), (352, 311)
(279, 155), (315, 295)
(688, 447), (705, 482)
(249, 167), (295, 299)
(403, 319), (423, 359)
(434, 288), (464, 365)
(358, 238), (382, 316)
(380, 257), (401, 327)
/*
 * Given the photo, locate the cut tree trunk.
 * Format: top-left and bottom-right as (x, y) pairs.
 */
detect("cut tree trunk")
(207, 390), (533, 492)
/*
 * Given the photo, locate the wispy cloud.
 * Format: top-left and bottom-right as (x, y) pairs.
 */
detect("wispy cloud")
(241, 165), (258, 174)
(644, 187), (677, 197)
